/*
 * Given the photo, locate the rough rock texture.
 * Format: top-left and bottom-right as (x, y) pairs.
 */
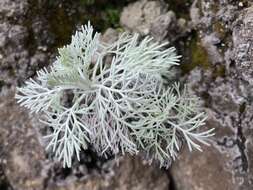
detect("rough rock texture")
(120, 0), (189, 42)
(170, 1), (253, 190)
(171, 71), (253, 189)
(0, 92), (47, 190)
(233, 6), (253, 85)
(171, 145), (235, 190)
(0, 0), (53, 95)
(120, 0), (168, 35)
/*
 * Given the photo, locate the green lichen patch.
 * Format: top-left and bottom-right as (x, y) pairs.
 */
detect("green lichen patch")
(213, 65), (226, 78)
(180, 33), (211, 74)
(27, 0), (130, 50)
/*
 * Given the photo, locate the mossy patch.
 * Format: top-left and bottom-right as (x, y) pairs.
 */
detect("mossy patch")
(178, 31), (227, 78)
(27, 0), (130, 50)
(210, 0), (220, 13)
(213, 65), (226, 78)
(213, 21), (226, 39)
(46, 0), (125, 48)
(180, 33), (211, 74)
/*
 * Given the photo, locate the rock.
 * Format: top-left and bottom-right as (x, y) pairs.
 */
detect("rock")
(149, 11), (177, 42)
(120, 0), (188, 42)
(190, 0), (201, 26)
(120, 0), (168, 35)
(171, 145), (235, 190)
(171, 66), (253, 189)
(201, 33), (223, 64)
(100, 28), (119, 44)
(46, 156), (169, 190)
(0, 22), (30, 86)
(170, 2), (253, 189)
(0, 0), (53, 92)
(120, 0), (190, 42)
(233, 6), (253, 85)
(0, 92), (48, 190)
(108, 156), (169, 190)
(0, 0), (28, 20)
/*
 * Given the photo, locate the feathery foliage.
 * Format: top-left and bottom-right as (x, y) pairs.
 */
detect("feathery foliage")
(16, 22), (214, 168)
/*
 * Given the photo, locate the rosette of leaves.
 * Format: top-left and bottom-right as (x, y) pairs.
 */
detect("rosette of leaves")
(16, 23), (214, 168)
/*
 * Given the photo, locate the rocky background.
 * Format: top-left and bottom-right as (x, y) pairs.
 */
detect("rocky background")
(0, 0), (253, 189)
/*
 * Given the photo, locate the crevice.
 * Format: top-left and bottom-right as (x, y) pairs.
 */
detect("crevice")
(167, 170), (176, 190)
(42, 148), (114, 188)
(235, 102), (248, 173)
(0, 166), (13, 190)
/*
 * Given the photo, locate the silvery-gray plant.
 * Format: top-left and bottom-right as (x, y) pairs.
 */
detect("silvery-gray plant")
(16, 22), (214, 168)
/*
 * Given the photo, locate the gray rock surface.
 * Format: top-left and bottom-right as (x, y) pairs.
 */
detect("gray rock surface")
(120, 0), (188, 42)
(170, 1), (253, 190)
(0, 0), (53, 94)
(233, 6), (253, 85)
(120, 0), (168, 35)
